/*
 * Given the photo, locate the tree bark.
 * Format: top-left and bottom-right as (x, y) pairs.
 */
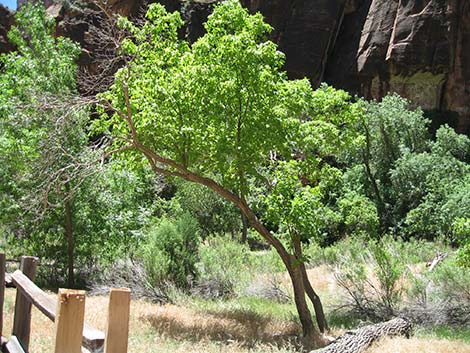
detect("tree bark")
(292, 236), (329, 333)
(241, 212), (248, 243)
(310, 318), (412, 353)
(301, 262), (329, 333)
(64, 186), (75, 288)
(289, 258), (321, 351)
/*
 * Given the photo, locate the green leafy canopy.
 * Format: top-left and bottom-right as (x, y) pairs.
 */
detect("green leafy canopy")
(98, 1), (363, 250)
(99, 1), (316, 191)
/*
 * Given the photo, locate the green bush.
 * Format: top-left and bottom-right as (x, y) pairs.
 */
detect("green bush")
(338, 191), (379, 238)
(428, 255), (470, 303)
(140, 213), (200, 289)
(334, 236), (408, 320)
(393, 237), (445, 264)
(370, 240), (406, 312)
(405, 253), (470, 326)
(196, 236), (287, 300)
(455, 218), (470, 267)
(249, 247), (286, 274)
(173, 181), (241, 238)
(309, 235), (367, 265)
(196, 236), (252, 296)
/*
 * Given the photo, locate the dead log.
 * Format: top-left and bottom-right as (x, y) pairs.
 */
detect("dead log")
(310, 318), (412, 353)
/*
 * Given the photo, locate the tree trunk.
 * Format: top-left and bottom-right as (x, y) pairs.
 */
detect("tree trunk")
(292, 236), (329, 333)
(137, 146), (326, 348)
(289, 257), (319, 351)
(301, 262), (329, 333)
(361, 121), (385, 215)
(64, 193), (75, 288)
(310, 318), (412, 353)
(241, 212), (248, 243)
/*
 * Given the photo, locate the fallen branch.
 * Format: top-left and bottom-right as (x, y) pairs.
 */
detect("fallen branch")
(427, 251), (448, 272)
(310, 317), (412, 353)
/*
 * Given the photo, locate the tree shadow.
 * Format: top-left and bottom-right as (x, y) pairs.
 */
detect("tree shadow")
(142, 305), (301, 349)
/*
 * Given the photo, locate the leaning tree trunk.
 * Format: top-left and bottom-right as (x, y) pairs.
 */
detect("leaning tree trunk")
(301, 262), (329, 333)
(310, 318), (412, 353)
(136, 145), (327, 349)
(242, 208), (326, 349)
(292, 236), (329, 333)
(288, 258), (323, 351)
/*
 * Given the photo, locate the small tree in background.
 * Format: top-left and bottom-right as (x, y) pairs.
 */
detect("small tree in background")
(0, 4), (156, 287)
(0, 3), (85, 287)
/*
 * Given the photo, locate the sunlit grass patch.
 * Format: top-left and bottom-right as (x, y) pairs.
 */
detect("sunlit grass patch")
(416, 326), (470, 343)
(187, 296), (298, 322)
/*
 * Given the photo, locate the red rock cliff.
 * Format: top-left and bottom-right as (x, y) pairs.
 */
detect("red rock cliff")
(2, 0), (469, 132)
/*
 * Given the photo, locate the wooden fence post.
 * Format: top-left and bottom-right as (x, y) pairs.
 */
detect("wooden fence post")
(0, 253), (5, 338)
(12, 256), (38, 350)
(54, 289), (86, 353)
(104, 288), (131, 353)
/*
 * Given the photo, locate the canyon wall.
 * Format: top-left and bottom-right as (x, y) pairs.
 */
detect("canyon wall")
(0, 5), (14, 54)
(240, 0), (469, 132)
(1, 0), (469, 132)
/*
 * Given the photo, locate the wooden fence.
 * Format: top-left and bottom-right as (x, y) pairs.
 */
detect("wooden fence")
(0, 254), (131, 353)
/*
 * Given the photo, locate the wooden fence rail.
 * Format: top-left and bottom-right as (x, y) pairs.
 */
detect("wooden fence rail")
(12, 256), (38, 350)
(0, 254), (130, 353)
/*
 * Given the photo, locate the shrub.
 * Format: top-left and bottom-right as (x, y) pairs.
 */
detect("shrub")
(455, 218), (470, 267)
(173, 181), (241, 238)
(140, 213), (200, 289)
(89, 259), (169, 303)
(406, 254), (470, 326)
(195, 236), (252, 297)
(338, 191), (379, 238)
(195, 236), (289, 300)
(428, 255), (470, 303)
(334, 236), (408, 320)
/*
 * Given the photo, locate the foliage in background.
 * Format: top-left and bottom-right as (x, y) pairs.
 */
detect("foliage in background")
(140, 213), (200, 289)
(0, 4), (161, 287)
(173, 181), (241, 238)
(343, 95), (470, 247)
(0, 3), (84, 286)
(347, 94), (431, 230)
(455, 218), (470, 268)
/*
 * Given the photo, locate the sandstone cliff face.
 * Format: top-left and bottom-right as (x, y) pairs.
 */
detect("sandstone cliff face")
(0, 5), (14, 54)
(241, 0), (470, 133)
(3, 0), (469, 132)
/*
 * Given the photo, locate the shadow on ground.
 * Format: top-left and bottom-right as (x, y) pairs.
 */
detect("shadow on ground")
(142, 305), (301, 349)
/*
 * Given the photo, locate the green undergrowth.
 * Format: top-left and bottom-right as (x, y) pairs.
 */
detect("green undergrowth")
(183, 296), (298, 322)
(416, 326), (470, 343)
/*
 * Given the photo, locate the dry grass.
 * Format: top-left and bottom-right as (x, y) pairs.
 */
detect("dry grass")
(3, 274), (470, 353)
(143, 304), (299, 345)
(278, 265), (339, 304)
(366, 337), (470, 353)
(2, 288), (299, 353)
